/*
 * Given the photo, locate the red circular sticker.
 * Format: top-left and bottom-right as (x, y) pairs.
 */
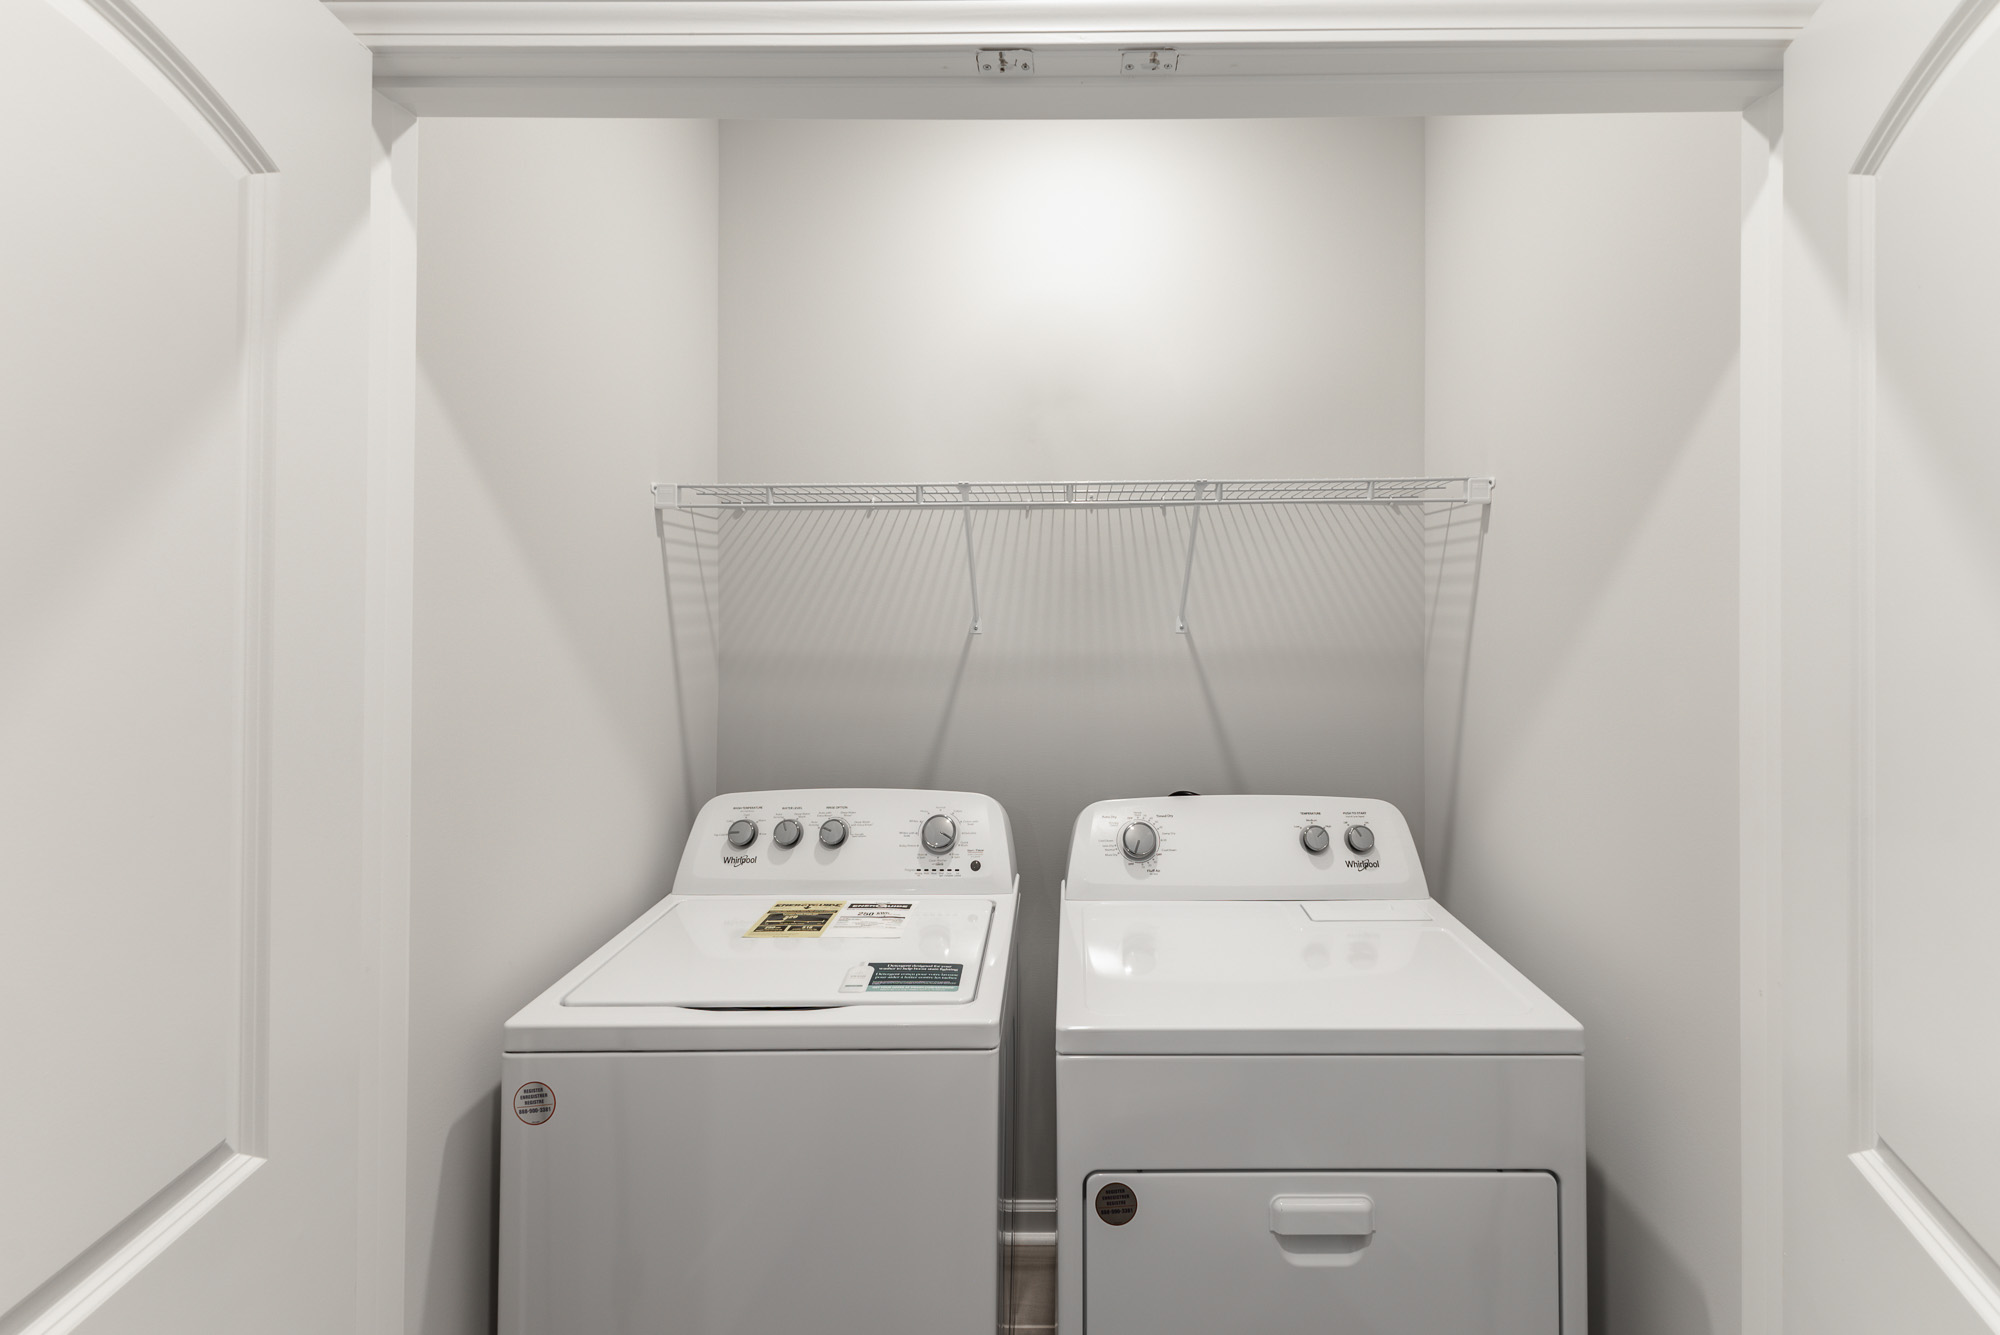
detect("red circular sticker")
(513, 1081), (555, 1126)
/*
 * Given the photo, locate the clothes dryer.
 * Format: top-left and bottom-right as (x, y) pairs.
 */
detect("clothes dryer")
(500, 789), (1016, 1335)
(1055, 795), (1583, 1335)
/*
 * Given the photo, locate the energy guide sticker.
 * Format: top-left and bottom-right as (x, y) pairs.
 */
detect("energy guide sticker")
(824, 902), (914, 938)
(744, 901), (845, 937)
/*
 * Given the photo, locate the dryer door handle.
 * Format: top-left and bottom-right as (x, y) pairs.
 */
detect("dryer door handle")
(1269, 1194), (1373, 1236)
(1269, 1194), (1375, 1268)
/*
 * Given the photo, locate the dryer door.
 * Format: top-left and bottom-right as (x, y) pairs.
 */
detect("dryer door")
(1084, 1170), (1560, 1334)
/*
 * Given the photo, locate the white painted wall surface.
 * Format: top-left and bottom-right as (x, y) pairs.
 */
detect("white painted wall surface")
(721, 118), (1424, 483)
(1423, 114), (1742, 1334)
(407, 118), (719, 1335)
(718, 118), (1427, 1201)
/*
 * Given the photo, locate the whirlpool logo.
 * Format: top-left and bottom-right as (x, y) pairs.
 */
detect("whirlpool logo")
(723, 855), (757, 867)
(1345, 858), (1380, 870)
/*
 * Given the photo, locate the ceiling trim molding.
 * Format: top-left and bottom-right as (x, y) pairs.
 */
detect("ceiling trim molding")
(330, 0), (1816, 44)
(334, 0), (1812, 113)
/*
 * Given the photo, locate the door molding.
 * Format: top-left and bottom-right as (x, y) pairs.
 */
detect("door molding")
(55, 0), (273, 171)
(1739, 85), (1786, 1335)
(1851, 0), (1999, 174)
(354, 93), (419, 1335)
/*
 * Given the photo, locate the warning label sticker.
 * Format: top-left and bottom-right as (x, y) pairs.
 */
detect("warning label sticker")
(824, 902), (915, 938)
(744, 901), (846, 938)
(845, 962), (965, 992)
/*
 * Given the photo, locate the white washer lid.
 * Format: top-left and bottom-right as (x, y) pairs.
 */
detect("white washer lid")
(563, 896), (993, 1008)
(1055, 899), (1582, 1056)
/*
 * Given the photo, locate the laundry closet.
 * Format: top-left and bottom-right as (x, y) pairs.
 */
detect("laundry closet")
(16, 2), (2000, 1334)
(399, 106), (1742, 1334)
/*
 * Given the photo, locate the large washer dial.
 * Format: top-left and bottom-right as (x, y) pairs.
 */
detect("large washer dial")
(921, 814), (958, 854)
(1120, 821), (1159, 861)
(771, 819), (803, 848)
(819, 817), (848, 848)
(1300, 824), (1331, 854)
(727, 819), (759, 849)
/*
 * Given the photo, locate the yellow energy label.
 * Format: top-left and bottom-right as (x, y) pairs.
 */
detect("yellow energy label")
(743, 901), (846, 938)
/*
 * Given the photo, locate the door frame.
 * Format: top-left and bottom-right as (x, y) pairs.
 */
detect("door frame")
(341, 5), (1801, 1332)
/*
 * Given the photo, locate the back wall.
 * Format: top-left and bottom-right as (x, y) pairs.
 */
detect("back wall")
(717, 117), (1429, 1202)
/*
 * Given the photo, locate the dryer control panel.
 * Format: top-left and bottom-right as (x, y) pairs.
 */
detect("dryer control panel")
(1065, 794), (1425, 901)
(676, 789), (1016, 896)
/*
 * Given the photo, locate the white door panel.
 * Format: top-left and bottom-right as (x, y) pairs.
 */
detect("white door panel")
(1785, 0), (2000, 1330)
(0, 0), (372, 1330)
(1, 0), (251, 1313)
(1870, 9), (2000, 1271)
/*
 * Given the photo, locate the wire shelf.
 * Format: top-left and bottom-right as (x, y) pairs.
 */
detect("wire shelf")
(659, 477), (1492, 512)
(657, 477), (1491, 636)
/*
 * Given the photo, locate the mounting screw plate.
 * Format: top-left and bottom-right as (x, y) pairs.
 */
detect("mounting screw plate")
(976, 48), (1035, 75)
(1120, 48), (1180, 74)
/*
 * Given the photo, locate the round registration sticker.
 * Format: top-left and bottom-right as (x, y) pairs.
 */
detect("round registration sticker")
(1094, 1181), (1138, 1226)
(513, 1081), (555, 1126)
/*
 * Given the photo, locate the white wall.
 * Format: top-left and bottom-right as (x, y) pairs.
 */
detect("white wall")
(1423, 114), (1742, 1335)
(718, 118), (1427, 1204)
(721, 118), (1423, 482)
(407, 118), (719, 1335)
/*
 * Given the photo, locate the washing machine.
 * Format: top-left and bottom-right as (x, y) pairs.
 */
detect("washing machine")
(1055, 795), (1584, 1334)
(499, 788), (1017, 1335)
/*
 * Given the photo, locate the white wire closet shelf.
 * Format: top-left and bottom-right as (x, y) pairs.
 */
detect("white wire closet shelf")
(658, 477), (1492, 511)
(656, 477), (1493, 636)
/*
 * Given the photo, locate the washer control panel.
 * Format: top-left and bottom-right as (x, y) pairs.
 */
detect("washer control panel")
(1066, 794), (1424, 901)
(677, 789), (1015, 895)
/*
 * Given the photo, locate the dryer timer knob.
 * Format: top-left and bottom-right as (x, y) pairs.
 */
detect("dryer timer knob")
(1344, 824), (1376, 855)
(1121, 821), (1159, 861)
(1300, 824), (1331, 854)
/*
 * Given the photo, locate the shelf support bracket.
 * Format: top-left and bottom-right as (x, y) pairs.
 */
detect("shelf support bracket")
(1175, 483), (1209, 633)
(960, 484), (982, 635)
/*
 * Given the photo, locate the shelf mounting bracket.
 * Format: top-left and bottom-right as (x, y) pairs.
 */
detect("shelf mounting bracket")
(960, 484), (982, 635)
(1174, 482), (1210, 633)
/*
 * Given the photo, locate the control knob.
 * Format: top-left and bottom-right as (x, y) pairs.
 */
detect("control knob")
(1300, 825), (1331, 854)
(819, 817), (848, 848)
(1120, 821), (1159, 861)
(1344, 824), (1376, 855)
(727, 819), (758, 849)
(921, 814), (958, 854)
(771, 819), (802, 848)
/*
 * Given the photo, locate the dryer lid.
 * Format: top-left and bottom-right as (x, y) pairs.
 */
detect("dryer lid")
(562, 895), (993, 1008)
(1054, 899), (1582, 1055)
